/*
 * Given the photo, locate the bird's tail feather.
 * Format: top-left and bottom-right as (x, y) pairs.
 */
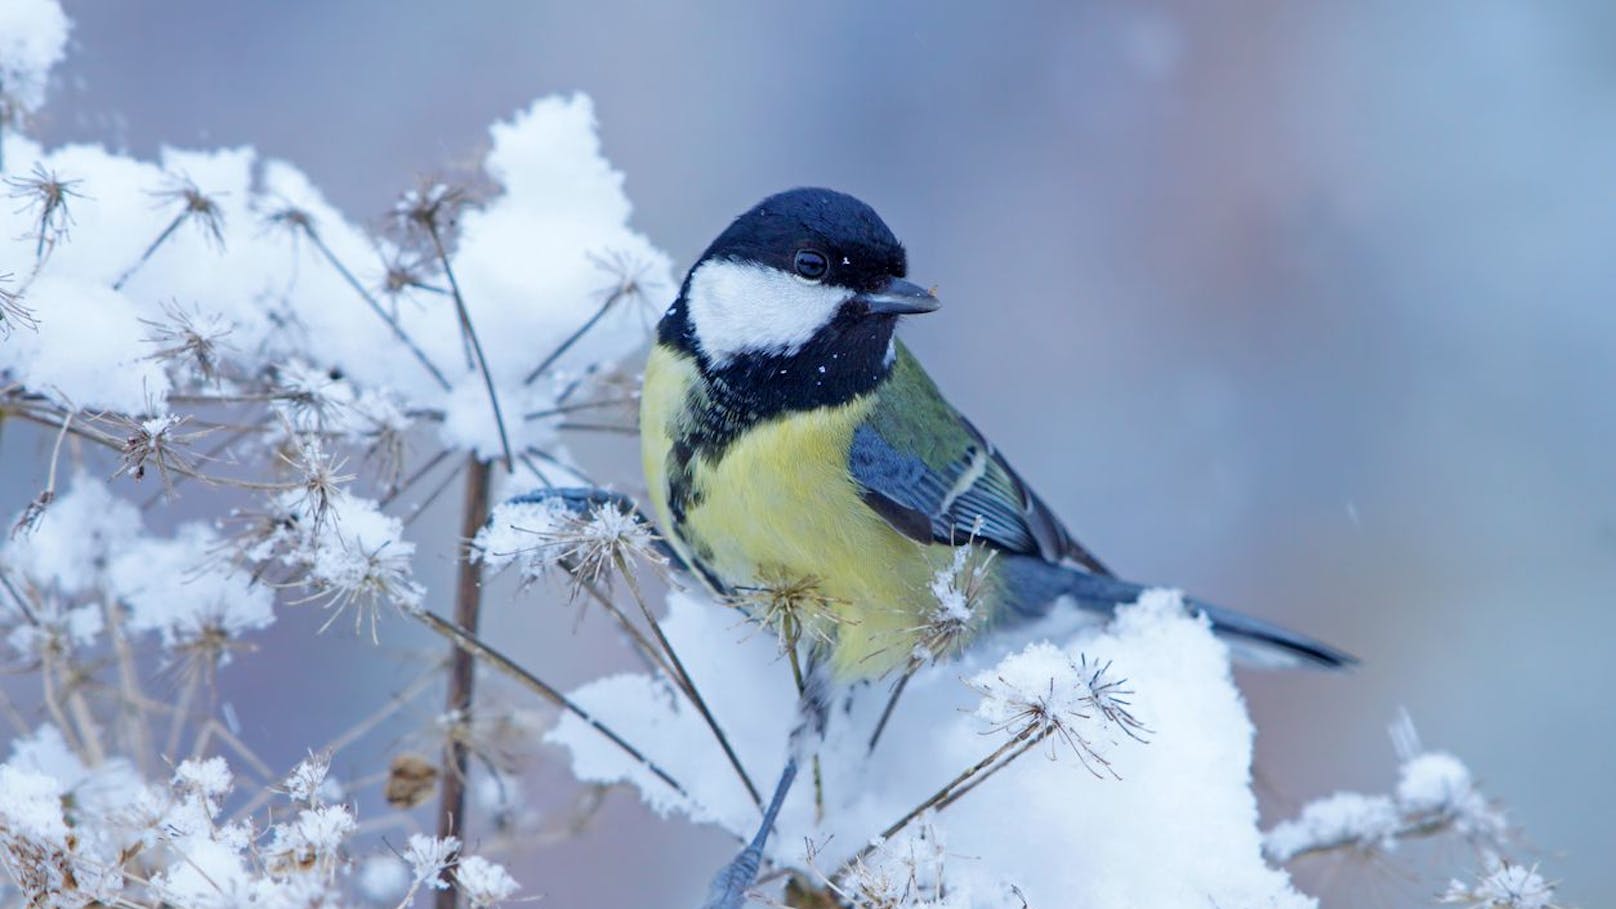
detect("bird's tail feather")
(1046, 568), (1356, 670)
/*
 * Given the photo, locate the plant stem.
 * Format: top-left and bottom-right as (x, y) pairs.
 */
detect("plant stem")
(616, 555), (763, 810)
(521, 287), (624, 385)
(408, 607), (687, 798)
(298, 223), (453, 391)
(836, 724), (1049, 879)
(112, 212), (185, 291)
(435, 456), (491, 909)
(425, 223), (513, 471)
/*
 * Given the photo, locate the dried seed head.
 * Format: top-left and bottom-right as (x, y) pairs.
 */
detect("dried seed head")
(264, 204), (314, 234)
(730, 575), (846, 651)
(0, 274), (38, 337)
(5, 163), (85, 260)
(277, 440), (354, 533)
(910, 546), (995, 668)
(108, 413), (210, 490)
(141, 301), (233, 385)
(390, 180), (481, 253)
(378, 248), (439, 300)
(1441, 855), (1559, 909)
(971, 645), (1149, 779)
(508, 499), (667, 601)
(151, 175), (226, 249)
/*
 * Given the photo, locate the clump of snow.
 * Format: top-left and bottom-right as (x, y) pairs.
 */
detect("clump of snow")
(108, 523), (276, 659)
(549, 589), (1314, 908)
(1264, 792), (1400, 862)
(454, 855), (521, 908)
(357, 854), (411, 903)
(1264, 727), (1507, 863)
(403, 834), (460, 892)
(0, 0), (70, 119)
(2, 475), (141, 596)
(475, 496), (574, 575)
(2, 97), (669, 454)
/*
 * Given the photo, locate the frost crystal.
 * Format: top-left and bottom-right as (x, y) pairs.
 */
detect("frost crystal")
(173, 756), (233, 799)
(283, 751), (333, 804)
(454, 855), (521, 908)
(404, 833), (461, 891)
(1443, 856), (1559, 909)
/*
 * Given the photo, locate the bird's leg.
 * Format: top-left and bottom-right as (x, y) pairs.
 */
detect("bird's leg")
(699, 667), (829, 908)
(700, 758), (797, 909)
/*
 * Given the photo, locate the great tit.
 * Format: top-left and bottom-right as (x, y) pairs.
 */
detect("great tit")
(640, 188), (1353, 680)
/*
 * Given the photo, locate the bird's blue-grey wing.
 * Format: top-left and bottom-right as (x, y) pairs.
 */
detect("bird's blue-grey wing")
(849, 344), (1110, 575)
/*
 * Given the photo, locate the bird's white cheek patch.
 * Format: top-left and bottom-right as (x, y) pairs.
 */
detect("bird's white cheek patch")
(685, 260), (850, 364)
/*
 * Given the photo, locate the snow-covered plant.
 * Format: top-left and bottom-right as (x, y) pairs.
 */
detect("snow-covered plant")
(0, 2), (1573, 908)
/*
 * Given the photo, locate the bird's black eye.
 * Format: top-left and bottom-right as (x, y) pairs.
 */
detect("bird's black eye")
(793, 249), (829, 282)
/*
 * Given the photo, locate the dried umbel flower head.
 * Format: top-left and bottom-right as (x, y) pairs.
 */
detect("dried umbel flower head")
(151, 174), (226, 248)
(108, 413), (211, 490)
(1442, 855), (1560, 909)
(403, 833), (460, 892)
(141, 301), (234, 385)
(263, 203), (314, 234)
(971, 645), (1149, 778)
(278, 439), (355, 534)
(0, 274), (39, 337)
(378, 247), (440, 301)
(5, 163), (85, 260)
(281, 751), (334, 805)
(730, 574), (846, 652)
(453, 855), (520, 909)
(391, 179), (481, 250)
(909, 545), (995, 667)
(478, 494), (667, 601)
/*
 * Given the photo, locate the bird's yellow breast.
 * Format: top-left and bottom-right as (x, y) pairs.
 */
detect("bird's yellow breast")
(640, 344), (950, 677)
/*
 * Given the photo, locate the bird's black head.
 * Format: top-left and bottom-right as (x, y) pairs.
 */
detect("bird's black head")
(700, 187), (909, 294)
(660, 188), (938, 416)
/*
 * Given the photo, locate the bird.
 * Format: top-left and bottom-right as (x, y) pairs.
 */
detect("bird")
(639, 187), (1354, 682)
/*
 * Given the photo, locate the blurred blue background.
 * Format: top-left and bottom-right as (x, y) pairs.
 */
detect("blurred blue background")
(6, 1), (1613, 905)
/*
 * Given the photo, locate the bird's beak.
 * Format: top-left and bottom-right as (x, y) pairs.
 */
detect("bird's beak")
(857, 278), (940, 316)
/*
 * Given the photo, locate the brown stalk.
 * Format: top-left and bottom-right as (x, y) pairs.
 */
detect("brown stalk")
(434, 455), (491, 909)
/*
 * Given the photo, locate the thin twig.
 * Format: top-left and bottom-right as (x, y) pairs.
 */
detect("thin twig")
(836, 724), (1050, 879)
(435, 456), (492, 909)
(112, 212), (186, 290)
(575, 578), (677, 681)
(102, 596), (152, 777)
(2, 406), (303, 492)
(522, 287), (627, 386)
(555, 421), (637, 435)
(406, 607), (687, 797)
(616, 553), (763, 810)
(297, 222), (453, 391)
(399, 456), (467, 529)
(867, 671), (914, 755)
(521, 396), (637, 422)
(425, 223), (512, 471)
(378, 445), (455, 508)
